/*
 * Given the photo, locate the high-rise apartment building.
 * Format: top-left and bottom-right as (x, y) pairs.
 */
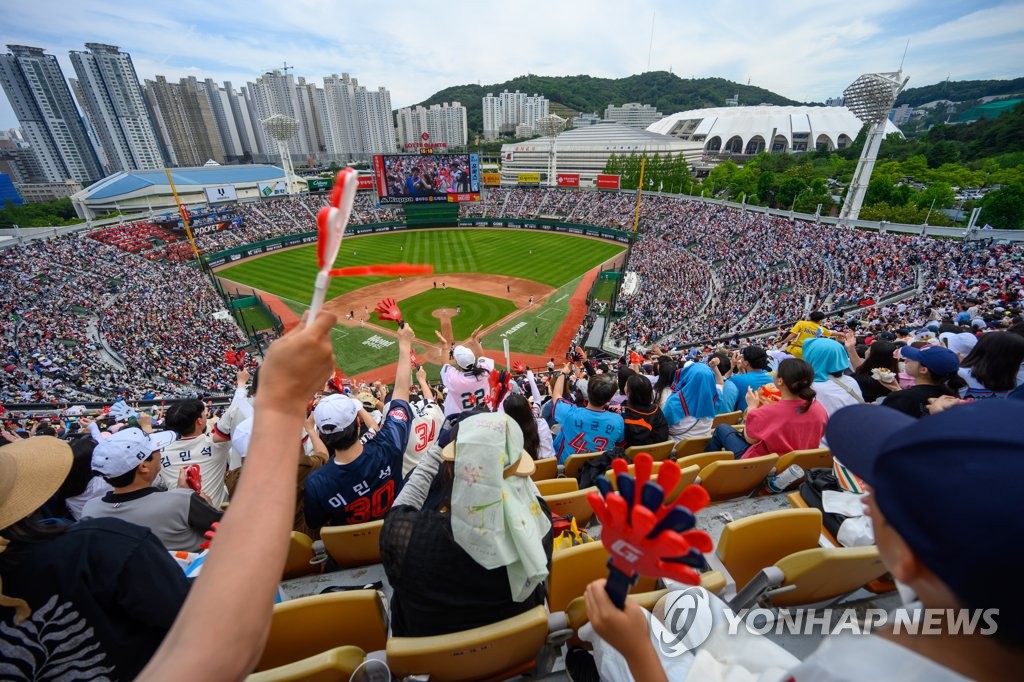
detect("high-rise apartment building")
(246, 70), (311, 159)
(603, 102), (663, 129)
(396, 102), (467, 149)
(0, 45), (103, 182)
(69, 43), (164, 172)
(144, 76), (225, 167)
(321, 73), (395, 162)
(481, 90), (549, 140)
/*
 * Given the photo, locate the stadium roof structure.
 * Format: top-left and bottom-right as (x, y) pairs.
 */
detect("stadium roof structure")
(71, 164), (288, 220)
(647, 105), (901, 155)
(499, 121), (703, 187)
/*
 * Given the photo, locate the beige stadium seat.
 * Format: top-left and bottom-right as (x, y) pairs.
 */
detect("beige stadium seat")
(697, 454), (777, 501)
(255, 590), (388, 672)
(544, 487), (598, 526)
(675, 451), (733, 472)
(282, 531), (319, 580)
(530, 456), (558, 481)
(625, 439), (676, 462)
(717, 508), (823, 591)
(561, 451), (605, 479)
(534, 477), (579, 496)
(712, 410), (743, 427)
(319, 519), (384, 568)
(775, 447), (833, 474)
(547, 541), (658, 613)
(246, 646), (365, 682)
(386, 605), (549, 682)
(673, 435), (714, 458)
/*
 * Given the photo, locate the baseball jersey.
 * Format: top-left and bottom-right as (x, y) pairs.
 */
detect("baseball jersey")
(159, 432), (230, 508)
(440, 358), (495, 416)
(402, 400), (445, 477)
(303, 399), (412, 530)
(552, 399), (625, 464)
(81, 487), (222, 552)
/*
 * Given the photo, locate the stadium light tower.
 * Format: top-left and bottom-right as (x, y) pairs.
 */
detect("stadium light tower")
(838, 71), (909, 225)
(262, 114), (300, 195)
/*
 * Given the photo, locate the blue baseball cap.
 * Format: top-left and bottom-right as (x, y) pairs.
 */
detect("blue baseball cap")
(899, 345), (959, 377)
(826, 401), (1024, 631)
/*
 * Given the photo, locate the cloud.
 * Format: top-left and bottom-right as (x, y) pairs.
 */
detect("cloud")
(0, 0), (1020, 129)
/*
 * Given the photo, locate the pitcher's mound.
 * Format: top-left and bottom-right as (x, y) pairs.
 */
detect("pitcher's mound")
(433, 308), (457, 321)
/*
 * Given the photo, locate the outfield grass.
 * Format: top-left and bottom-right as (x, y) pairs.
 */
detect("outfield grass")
(222, 229), (624, 376)
(371, 288), (515, 341)
(218, 229), (623, 303)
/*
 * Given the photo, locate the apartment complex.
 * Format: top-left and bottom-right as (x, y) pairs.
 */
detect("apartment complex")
(603, 102), (663, 129)
(395, 102), (468, 149)
(482, 90), (549, 140)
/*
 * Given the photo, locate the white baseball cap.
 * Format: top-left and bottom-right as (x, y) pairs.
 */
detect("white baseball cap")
(314, 394), (362, 433)
(92, 427), (178, 477)
(940, 331), (978, 358)
(452, 345), (476, 370)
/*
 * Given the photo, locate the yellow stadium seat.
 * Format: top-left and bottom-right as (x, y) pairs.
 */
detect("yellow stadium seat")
(530, 456), (558, 481)
(534, 478), (579, 496)
(386, 605), (549, 682)
(561, 451), (605, 479)
(547, 541), (657, 613)
(673, 451), (733, 472)
(775, 448), (833, 474)
(246, 646), (365, 682)
(766, 546), (887, 607)
(787, 491), (839, 546)
(672, 435), (713, 458)
(712, 410), (743, 427)
(625, 440), (676, 462)
(717, 508), (823, 591)
(319, 519), (383, 568)
(544, 487), (598, 526)
(697, 454), (778, 501)
(282, 531), (319, 580)
(255, 590), (388, 672)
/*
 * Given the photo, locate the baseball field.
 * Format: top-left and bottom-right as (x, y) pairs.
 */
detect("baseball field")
(217, 228), (624, 378)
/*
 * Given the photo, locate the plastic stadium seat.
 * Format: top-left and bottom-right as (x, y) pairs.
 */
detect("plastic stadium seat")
(732, 546), (887, 610)
(774, 447), (833, 474)
(282, 531), (319, 580)
(547, 542), (657, 613)
(717, 508), (823, 591)
(386, 605), (549, 682)
(712, 410), (743, 427)
(319, 519), (384, 568)
(246, 646), (366, 682)
(561, 451), (604, 479)
(697, 454), (778, 501)
(624, 440), (676, 461)
(673, 451), (733, 473)
(530, 457), (558, 481)
(256, 591), (388, 671)
(543, 487), (598, 526)
(534, 478), (578, 496)
(673, 436), (714, 458)
(605, 463), (700, 501)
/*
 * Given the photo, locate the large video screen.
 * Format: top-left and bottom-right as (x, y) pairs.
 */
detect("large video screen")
(372, 153), (480, 204)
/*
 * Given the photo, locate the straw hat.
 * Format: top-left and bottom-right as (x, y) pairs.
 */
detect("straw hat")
(441, 413), (535, 478)
(0, 437), (72, 530)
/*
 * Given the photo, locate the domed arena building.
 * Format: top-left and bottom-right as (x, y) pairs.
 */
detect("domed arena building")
(647, 105), (902, 155)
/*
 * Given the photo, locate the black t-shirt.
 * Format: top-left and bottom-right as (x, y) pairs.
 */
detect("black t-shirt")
(0, 517), (190, 680)
(881, 384), (951, 418)
(621, 402), (670, 447)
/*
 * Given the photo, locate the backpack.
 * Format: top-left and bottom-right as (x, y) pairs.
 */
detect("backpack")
(797, 467), (849, 540)
(578, 446), (629, 489)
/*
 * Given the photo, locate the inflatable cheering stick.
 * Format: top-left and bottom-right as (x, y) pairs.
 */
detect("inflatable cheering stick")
(310, 168), (359, 319)
(587, 452), (714, 608)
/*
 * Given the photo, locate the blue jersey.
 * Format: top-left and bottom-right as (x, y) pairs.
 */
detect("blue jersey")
(718, 371), (774, 413)
(552, 399), (625, 464)
(304, 400), (412, 530)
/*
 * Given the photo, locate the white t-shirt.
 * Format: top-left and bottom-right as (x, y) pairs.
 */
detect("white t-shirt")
(440, 357), (495, 416)
(786, 632), (971, 681)
(812, 376), (863, 447)
(159, 432), (230, 508)
(402, 401), (445, 477)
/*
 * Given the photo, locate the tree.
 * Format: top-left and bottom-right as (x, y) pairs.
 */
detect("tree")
(926, 140), (962, 168)
(978, 183), (1024, 229)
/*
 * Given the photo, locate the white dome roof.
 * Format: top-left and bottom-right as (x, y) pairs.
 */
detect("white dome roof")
(647, 105), (901, 154)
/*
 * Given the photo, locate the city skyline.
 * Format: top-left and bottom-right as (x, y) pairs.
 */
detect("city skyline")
(1, 0), (1022, 131)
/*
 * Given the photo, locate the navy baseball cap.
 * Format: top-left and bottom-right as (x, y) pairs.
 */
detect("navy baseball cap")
(826, 401), (1024, 625)
(899, 345), (959, 377)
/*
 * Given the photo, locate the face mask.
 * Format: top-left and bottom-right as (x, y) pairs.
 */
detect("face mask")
(894, 578), (919, 607)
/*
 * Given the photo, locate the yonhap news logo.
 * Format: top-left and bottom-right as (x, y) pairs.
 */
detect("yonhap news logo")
(649, 587), (1001, 658)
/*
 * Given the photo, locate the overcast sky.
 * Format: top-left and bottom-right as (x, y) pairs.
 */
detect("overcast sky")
(1, 0), (1022, 130)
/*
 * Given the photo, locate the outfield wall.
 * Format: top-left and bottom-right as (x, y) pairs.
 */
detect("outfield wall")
(204, 220), (633, 269)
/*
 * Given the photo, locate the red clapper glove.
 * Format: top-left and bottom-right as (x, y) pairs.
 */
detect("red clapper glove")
(374, 297), (404, 328)
(588, 452), (714, 608)
(185, 464), (202, 493)
(512, 360), (527, 373)
(198, 521), (219, 551)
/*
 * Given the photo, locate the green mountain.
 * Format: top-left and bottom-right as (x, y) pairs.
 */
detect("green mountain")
(410, 71), (801, 135)
(895, 77), (1024, 108)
